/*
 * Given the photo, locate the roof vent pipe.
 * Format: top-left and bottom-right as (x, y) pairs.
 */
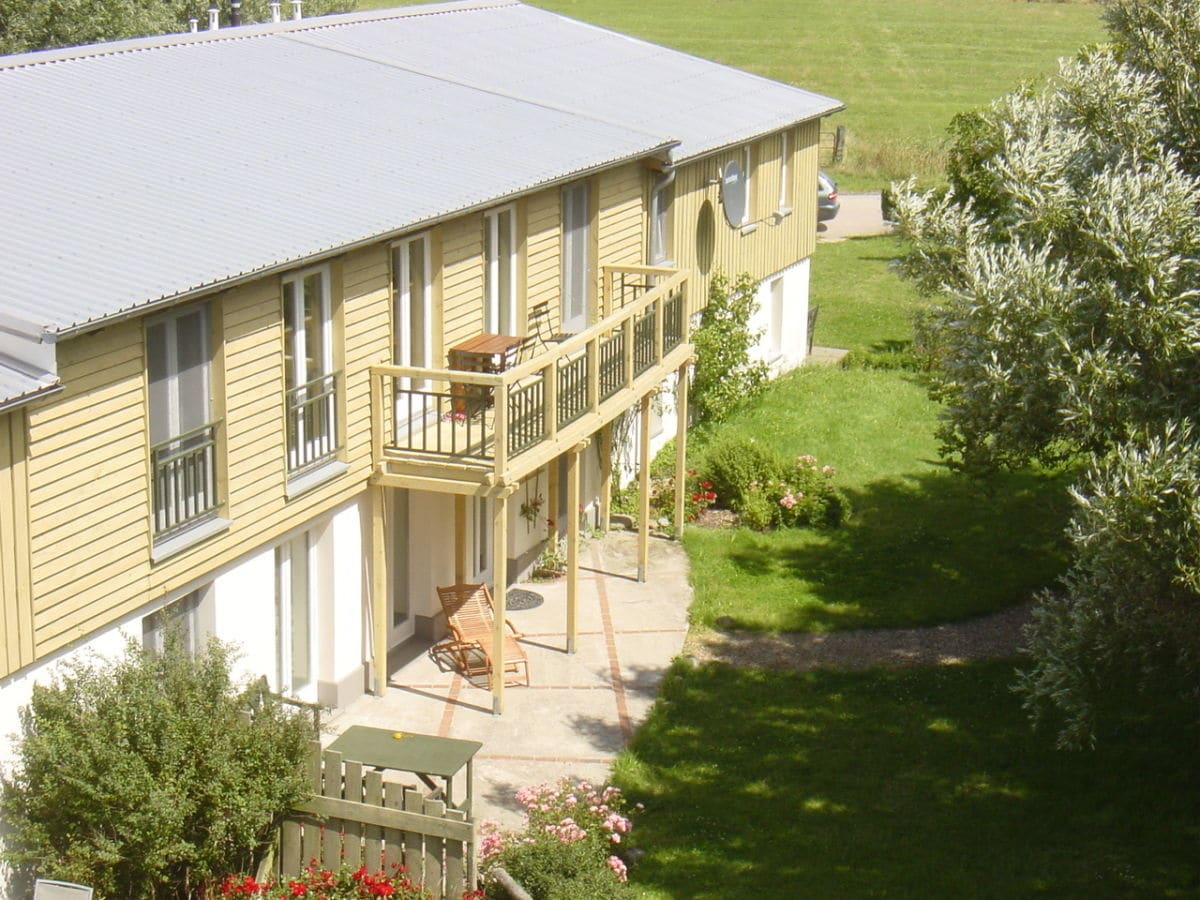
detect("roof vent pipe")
(270, 1), (281, 23)
(292, 0), (303, 20)
(189, 17), (199, 32)
(230, 0), (242, 26)
(208, 7), (219, 30)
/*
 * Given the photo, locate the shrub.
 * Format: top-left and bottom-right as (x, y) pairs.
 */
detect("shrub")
(691, 272), (769, 423)
(740, 455), (851, 530)
(701, 438), (786, 510)
(480, 779), (639, 899)
(0, 638), (315, 899)
(646, 468), (717, 526)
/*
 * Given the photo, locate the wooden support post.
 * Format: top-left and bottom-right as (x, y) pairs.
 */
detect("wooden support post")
(491, 492), (509, 716)
(371, 484), (388, 696)
(454, 494), (467, 585)
(566, 445), (581, 654)
(674, 362), (690, 540)
(598, 422), (613, 534)
(638, 394), (651, 583)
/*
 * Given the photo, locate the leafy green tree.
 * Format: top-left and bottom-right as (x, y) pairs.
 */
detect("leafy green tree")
(0, 638), (315, 898)
(690, 272), (768, 424)
(0, 0), (355, 55)
(894, 0), (1200, 745)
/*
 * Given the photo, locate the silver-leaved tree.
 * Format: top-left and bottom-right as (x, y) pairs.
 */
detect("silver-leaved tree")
(894, 0), (1200, 747)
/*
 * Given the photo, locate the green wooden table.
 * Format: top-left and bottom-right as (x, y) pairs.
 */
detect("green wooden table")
(327, 725), (482, 812)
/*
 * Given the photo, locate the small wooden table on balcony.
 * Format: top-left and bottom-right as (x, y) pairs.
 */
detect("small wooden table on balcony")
(448, 333), (527, 411)
(328, 725), (482, 813)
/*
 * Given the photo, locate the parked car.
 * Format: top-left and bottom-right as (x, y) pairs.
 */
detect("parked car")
(818, 169), (839, 222)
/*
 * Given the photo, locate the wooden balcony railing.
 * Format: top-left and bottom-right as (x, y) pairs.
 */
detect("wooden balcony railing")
(370, 268), (689, 487)
(152, 421), (220, 537)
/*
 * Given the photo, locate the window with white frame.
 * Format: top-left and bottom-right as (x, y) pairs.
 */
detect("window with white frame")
(742, 145), (756, 225)
(561, 182), (591, 333)
(484, 205), (518, 334)
(283, 266), (338, 473)
(147, 303), (218, 538)
(778, 131), (791, 210)
(143, 586), (211, 655)
(276, 533), (313, 697)
(649, 173), (675, 265)
(392, 234), (433, 432)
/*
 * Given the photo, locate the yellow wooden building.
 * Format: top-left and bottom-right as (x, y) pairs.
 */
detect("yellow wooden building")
(0, 1), (841, 732)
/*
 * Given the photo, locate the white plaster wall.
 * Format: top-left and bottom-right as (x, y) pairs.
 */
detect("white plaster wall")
(212, 546), (276, 689)
(408, 491), (456, 623)
(750, 256), (811, 375)
(327, 499), (365, 688)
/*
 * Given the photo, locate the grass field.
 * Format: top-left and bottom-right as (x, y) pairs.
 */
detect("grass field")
(357, 0), (1105, 189)
(616, 660), (1200, 899)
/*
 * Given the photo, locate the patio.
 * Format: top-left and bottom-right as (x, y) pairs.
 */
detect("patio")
(325, 530), (692, 828)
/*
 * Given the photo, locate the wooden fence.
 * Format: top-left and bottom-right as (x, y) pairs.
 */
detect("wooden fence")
(276, 741), (476, 898)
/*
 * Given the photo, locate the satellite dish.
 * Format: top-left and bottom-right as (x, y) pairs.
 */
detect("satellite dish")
(720, 160), (746, 228)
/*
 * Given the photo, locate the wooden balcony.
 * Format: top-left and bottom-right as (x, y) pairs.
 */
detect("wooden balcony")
(369, 267), (692, 495)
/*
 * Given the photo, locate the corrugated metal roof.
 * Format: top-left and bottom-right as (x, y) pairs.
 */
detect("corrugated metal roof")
(0, 358), (59, 411)
(0, 1), (842, 339)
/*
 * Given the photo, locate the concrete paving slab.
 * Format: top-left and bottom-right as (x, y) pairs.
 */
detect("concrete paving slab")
(326, 531), (692, 830)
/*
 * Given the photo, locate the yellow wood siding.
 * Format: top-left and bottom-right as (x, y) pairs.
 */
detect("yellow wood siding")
(0, 409), (35, 677)
(671, 123), (819, 312)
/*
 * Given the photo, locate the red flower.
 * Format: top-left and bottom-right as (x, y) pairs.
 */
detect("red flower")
(691, 492), (702, 502)
(705, 491), (716, 500)
(700, 481), (713, 489)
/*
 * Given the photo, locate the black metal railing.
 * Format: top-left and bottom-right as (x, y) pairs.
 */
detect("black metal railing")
(633, 305), (658, 375)
(392, 386), (493, 460)
(152, 422), (219, 536)
(613, 271), (654, 310)
(286, 372), (340, 473)
(599, 330), (626, 401)
(508, 378), (545, 457)
(556, 351), (589, 429)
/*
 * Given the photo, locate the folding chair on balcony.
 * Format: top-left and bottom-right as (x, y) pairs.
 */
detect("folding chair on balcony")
(434, 583), (530, 689)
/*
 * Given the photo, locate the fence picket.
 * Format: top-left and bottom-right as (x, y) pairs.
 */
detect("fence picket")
(383, 780), (404, 868)
(342, 760), (364, 869)
(422, 796), (447, 900)
(402, 787), (426, 887)
(364, 769), (384, 869)
(445, 807), (467, 898)
(320, 751), (344, 871)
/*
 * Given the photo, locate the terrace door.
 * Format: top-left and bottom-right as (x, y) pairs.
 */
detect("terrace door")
(393, 234), (433, 437)
(561, 182), (591, 334)
(388, 490), (414, 647)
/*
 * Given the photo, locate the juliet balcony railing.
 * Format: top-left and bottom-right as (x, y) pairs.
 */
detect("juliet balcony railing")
(370, 267), (690, 489)
(152, 421), (220, 537)
(286, 371), (341, 474)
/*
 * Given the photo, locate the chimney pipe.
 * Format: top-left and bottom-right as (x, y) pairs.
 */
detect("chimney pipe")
(208, 7), (219, 30)
(230, 0), (241, 26)
(292, 0), (303, 21)
(270, 1), (282, 23)
(189, 17), (199, 32)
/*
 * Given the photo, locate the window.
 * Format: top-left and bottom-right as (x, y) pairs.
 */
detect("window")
(147, 303), (218, 537)
(393, 235), (433, 432)
(778, 131), (791, 210)
(741, 145), (755, 225)
(143, 587), (211, 655)
(561, 182), (591, 333)
(649, 173), (675, 265)
(283, 266), (338, 473)
(276, 533), (313, 696)
(484, 205), (518, 334)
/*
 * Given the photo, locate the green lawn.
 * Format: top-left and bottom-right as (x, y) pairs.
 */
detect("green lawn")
(616, 660), (1200, 899)
(355, 0), (1103, 190)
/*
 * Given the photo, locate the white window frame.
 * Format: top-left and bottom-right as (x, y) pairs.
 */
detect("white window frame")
(649, 173), (675, 266)
(276, 533), (315, 699)
(392, 234), (433, 433)
(282, 265), (336, 472)
(778, 131), (791, 211)
(741, 145), (755, 226)
(147, 303), (216, 538)
(561, 182), (591, 333)
(484, 205), (518, 334)
(143, 586), (212, 656)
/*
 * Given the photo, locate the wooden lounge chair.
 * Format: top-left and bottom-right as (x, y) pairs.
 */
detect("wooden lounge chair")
(435, 583), (530, 689)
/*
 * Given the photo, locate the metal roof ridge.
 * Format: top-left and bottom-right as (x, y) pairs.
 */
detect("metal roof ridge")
(0, 0), (520, 71)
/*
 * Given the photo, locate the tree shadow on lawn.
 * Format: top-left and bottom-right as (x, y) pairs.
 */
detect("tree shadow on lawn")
(707, 465), (1074, 632)
(615, 660), (1200, 899)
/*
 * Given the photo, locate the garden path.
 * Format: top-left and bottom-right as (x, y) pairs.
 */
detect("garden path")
(684, 603), (1031, 672)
